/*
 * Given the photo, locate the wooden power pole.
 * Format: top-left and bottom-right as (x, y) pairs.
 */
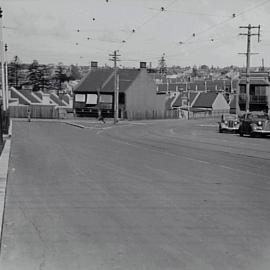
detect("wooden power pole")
(0, 8), (7, 112)
(4, 43), (8, 108)
(239, 24), (261, 112)
(109, 50), (120, 124)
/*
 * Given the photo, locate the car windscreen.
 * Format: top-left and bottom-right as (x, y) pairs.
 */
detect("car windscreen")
(252, 114), (269, 120)
(224, 117), (238, 121)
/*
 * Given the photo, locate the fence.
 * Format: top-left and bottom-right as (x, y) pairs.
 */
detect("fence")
(189, 109), (230, 119)
(9, 105), (60, 119)
(127, 109), (179, 120)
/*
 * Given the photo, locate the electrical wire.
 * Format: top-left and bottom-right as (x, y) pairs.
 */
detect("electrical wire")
(118, 0), (179, 51)
(159, 0), (270, 65)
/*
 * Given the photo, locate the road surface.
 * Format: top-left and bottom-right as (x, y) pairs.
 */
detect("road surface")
(1, 119), (270, 270)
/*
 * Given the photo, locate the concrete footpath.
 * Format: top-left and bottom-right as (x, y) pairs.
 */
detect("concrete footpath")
(0, 121), (12, 252)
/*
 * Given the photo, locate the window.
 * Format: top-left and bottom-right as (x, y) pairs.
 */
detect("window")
(75, 94), (85, 102)
(99, 95), (112, 103)
(86, 94), (98, 104)
(254, 86), (266, 96)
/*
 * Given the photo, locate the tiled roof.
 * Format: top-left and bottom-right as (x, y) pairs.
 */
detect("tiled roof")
(10, 88), (31, 105)
(156, 83), (187, 93)
(192, 92), (218, 108)
(102, 69), (140, 93)
(50, 93), (66, 106)
(74, 68), (140, 93)
(19, 89), (41, 103)
(172, 95), (183, 107)
(189, 92), (199, 105)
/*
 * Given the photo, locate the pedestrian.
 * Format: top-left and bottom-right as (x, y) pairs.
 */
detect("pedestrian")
(97, 110), (105, 124)
(27, 105), (31, 122)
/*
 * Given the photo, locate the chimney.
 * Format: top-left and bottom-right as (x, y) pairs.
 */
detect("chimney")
(140, 62), (147, 69)
(91, 61), (98, 69)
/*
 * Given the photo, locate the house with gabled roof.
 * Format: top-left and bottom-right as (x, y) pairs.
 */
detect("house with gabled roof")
(8, 87), (72, 119)
(73, 63), (167, 120)
(169, 91), (229, 119)
(191, 92), (230, 117)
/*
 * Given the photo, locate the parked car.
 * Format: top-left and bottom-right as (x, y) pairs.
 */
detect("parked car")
(239, 112), (270, 137)
(218, 114), (240, 133)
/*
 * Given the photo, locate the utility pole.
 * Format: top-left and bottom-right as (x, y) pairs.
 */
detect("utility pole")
(261, 58), (265, 71)
(187, 89), (190, 120)
(4, 43), (8, 108)
(239, 24), (261, 112)
(158, 53), (167, 75)
(109, 50), (120, 124)
(0, 7), (7, 112)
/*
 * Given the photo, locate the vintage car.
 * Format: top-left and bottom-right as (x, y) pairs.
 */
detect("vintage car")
(218, 114), (240, 133)
(239, 112), (270, 137)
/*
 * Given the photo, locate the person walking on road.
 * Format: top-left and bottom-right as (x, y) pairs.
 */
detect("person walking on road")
(97, 110), (106, 124)
(27, 105), (31, 122)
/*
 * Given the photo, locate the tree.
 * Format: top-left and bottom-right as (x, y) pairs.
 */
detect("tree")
(27, 60), (51, 91)
(39, 65), (52, 91)
(8, 56), (23, 89)
(54, 64), (69, 94)
(200, 64), (209, 70)
(27, 60), (41, 91)
(69, 64), (82, 80)
(191, 65), (198, 78)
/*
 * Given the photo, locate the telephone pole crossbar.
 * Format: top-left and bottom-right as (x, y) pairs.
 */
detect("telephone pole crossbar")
(109, 50), (121, 124)
(239, 24), (261, 113)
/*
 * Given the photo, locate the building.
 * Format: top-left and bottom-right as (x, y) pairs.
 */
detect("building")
(73, 63), (168, 120)
(170, 91), (229, 119)
(239, 72), (270, 113)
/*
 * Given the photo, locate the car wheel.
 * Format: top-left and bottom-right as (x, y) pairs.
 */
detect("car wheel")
(219, 128), (223, 133)
(250, 132), (256, 138)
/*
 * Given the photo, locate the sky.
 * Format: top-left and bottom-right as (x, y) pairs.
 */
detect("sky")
(1, 0), (270, 68)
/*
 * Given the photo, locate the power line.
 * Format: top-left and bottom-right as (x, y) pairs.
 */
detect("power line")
(118, 0), (179, 51)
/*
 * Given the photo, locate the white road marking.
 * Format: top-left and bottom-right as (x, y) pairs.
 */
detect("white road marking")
(218, 164), (269, 178)
(198, 124), (217, 127)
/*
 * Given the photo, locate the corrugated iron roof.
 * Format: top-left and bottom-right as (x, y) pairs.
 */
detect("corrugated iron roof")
(172, 92), (198, 108)
(239, 79), (270, 86)
(192, 92), (218, 108)
(74, 68), (140, 93)
(74, 68), (113, 93)
(102, 69), (140, 93)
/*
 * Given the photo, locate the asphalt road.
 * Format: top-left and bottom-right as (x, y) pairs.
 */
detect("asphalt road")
(1, 119), (270, 270)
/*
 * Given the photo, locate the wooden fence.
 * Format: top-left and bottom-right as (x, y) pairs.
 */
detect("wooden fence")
(9, 105), (60, 119)
(127, 109), (179, 120)
(190, 109), (230, 119)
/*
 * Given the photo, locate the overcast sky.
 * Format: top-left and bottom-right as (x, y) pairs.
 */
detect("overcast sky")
(1, 0), (270, 68)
